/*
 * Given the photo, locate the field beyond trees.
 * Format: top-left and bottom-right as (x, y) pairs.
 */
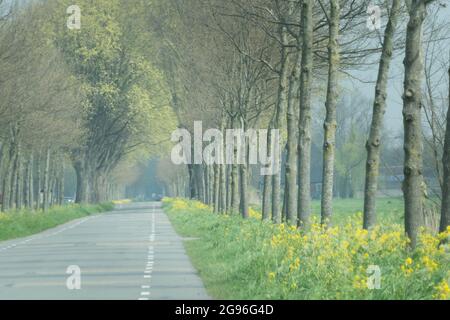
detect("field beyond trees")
(163, 198), (449, 300)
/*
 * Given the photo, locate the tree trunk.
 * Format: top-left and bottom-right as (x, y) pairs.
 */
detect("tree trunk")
(231, 161), (239, 214)
(219, 164), (227, 213)
(59, 160), (65, 205)
(9, 143), (20, 209)
(213, 164), (220, 212)
(262, 125), (273, 220)
(92, 170), (108, 203)
(194, 164), (204, 202)
(402, 0), (428, 248)
(271, 25), (290, 224)
(239, 164), (249, 218)
(286, 52), (300, 226)
(297, 0), (314, 227)
(35, 150), (42, 210)
(321, 0), (341, 226)
(226, 165), (232, 212)
(42, 148), (50, 212)
(239, 134), (250, 219)
(28, 153), (34, 209)
(187, 163), (196, 199)
(440, 67), (450, 233)
(1, 149), (13, 212)
(24, 155), (31, 208)
(363, 0), (401, 229)
(204, 165), (210, 204)
(48, 157), (56, 206)
(16, 149), (23, 210)
(74, 160), (86, 204)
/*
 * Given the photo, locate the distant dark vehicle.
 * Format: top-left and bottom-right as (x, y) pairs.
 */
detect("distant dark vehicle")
(155, 194), (163, 201)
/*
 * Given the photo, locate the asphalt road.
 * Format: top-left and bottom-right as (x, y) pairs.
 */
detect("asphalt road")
(0, 202), (210, 300)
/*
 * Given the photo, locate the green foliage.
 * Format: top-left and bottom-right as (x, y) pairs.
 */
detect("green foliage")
(0, 203), (113, 242)
(163, 198), (450, 300)
(48, 0), (177, 168)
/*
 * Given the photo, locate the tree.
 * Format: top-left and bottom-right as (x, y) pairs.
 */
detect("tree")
(363, 0), (401, 229)
(51, 0), (175, 204)
(440, 66), (450, 234)
(297, 0), (314, 227)
(402, 0), (435, 247)
(320, 0), (341, 226)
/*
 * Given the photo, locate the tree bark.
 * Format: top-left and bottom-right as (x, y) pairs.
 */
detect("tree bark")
(42, 148), (50, 212)
(16, 148), (23, 210)
(402, 0), (428, 248)
(187, 163), (196, 199)
(24, 155), (30, 208)
(226, 165), (232, 212)
(1, 147), (13, 212)
(363, 0), (401, 230)
(262, 123), (273, 220)
(204, 164), (210, 204)
(92, 170), (108, 203)
(286, 64), (299, 225)
(28, 153), (34, 209)
(231, 161), (239, 214)
(35, 150), (42, 210)
(271, 25), (290, 224)
(297, 0), (314, 227)
(219, 163), (227, 213)
(59, 160), (65, 205)
(74, 159), (88, 204)
(213, 163), (220, 212)
(194, 164), (204, 202)
(440, 67), (450, 233)
(321, 0), (341, 226)
(9, 142), (20, 209)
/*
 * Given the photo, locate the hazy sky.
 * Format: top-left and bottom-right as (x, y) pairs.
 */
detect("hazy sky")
(345, 4), (450, 141)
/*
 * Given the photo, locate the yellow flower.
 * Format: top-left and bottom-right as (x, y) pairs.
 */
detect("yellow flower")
(249, 207), (262, 219)
(421, 256), (438, 272)
(405, 257), (413, 266)
(401, 265), (414, 276)
(289, 257), (300, 272)
(352, 275), (367, 289)
(433, 280), (450, 300)
(437, 226), (450, 241)
(268, 272), (276, 281)
(342, 240), (350, 249)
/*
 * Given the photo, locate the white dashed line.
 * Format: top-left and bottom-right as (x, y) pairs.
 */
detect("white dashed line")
(138, 204), (156, 301)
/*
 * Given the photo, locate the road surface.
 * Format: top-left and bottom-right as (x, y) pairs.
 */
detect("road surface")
(0, 202), (209, 300)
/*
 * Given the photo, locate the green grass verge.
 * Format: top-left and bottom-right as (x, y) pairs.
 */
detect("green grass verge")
(0, 203), (114, 242)
(163, 198), (449, 300)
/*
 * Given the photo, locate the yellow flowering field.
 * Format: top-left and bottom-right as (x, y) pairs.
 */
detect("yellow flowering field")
(112, 199), (133, 205)
(163, 197), (449, 300)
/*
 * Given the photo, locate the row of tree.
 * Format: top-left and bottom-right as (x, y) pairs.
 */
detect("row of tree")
(152, 0), (450, 248)
(0, 1), (176, 212)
